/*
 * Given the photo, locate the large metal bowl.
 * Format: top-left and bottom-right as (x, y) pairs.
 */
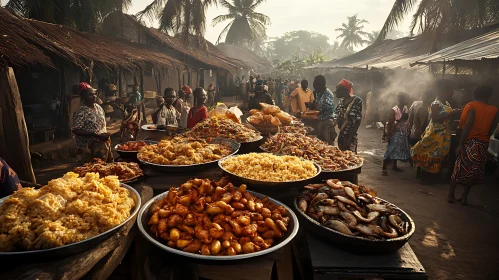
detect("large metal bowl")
(0, 184), (141, 262)
(138, 189), (299, 260)
(115, 140), (158, 158)
(238, 135), (264, 154)
(294, 197), (415, 254)
(138, 138), (241, 173)
(218, 155), (321, 190)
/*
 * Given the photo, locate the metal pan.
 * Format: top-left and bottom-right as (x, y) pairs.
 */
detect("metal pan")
(0, 184), (141, 262)
(218, 155), (321, 189)
(138, 189), (299, 260)
(115, 140), (158, 158)
(138, 138), (240, 173)
(294, 197), (415, 254)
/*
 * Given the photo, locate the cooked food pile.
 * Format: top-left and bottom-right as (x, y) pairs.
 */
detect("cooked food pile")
(73, 159), (144, 182)
(278, 124), (312, 135)
(247, 103), (294, 126)
(138, 137), (232, 165)
(220, 153), (317, 182)
(117, 141), (148, 151)
(0, 172), (135, 252)
(185, 118), (261, 143)
(261, 133), (363, 172)
(148, 177), (290, 256)
(298, 180), (409, 240)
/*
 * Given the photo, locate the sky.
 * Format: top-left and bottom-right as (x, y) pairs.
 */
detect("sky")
(0, 0), (414, 45)
(128, 0), (414, 45)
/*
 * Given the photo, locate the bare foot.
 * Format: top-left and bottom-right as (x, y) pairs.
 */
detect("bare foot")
(457, 198), (468, 206)
(447, 197), (455, 203)
(382, 170), (388, 176)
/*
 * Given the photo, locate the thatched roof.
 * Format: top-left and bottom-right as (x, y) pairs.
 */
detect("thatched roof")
(144, 28), (245, 73)
(216, 43), (273, 73)
(0, 8), (183, 70)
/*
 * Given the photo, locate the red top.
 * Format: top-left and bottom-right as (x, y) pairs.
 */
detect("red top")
(187, 106), (209, 128)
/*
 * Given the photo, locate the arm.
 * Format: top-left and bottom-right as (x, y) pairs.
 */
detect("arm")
(386, 110), (396, 139)
(490, 112), (499, 137)
(408, 104), (416, 131)
(456, 109), (475, 155)
(431, 103), (461, 123)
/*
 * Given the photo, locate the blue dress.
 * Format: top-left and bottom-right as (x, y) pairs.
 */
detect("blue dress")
(384, 106), (411, 161)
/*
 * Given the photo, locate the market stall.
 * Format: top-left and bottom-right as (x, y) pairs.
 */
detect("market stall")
(0, 110), (427, 280)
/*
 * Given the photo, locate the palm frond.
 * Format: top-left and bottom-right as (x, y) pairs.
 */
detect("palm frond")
(377, 0), (418, 42)
(136, 0), (167, 21)
(212, 13), (236, 26)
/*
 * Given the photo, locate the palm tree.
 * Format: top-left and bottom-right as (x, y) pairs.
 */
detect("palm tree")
(367, 30), (380, 45)
(335, 14), (369, 50)
(5, 0), (131, 33)
(137, 0), (217, 42)
(212, 0), (270, 47)
(377, 0), (499, 50)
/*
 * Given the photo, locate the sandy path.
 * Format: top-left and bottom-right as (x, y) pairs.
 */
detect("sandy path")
(357, 127), (499, 280)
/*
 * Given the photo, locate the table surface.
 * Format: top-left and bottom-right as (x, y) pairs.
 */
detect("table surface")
(307, 233), (426, 274)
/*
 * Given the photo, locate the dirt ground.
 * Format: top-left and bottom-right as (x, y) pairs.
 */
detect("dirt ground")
(356, 127), (499, 280)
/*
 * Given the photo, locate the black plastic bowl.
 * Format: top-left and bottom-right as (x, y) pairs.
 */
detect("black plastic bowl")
(294, 197), (415, 254)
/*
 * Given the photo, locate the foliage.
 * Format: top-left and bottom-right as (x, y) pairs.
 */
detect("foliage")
(5, 0), (131, 33)
(137, 0), (217, 42)
(212, 0), (270, 48)
(378, 0), (499, 50)
(265, 30), (331, 61)
(335, 14), (369, 50)
(367, 30), (380, 45)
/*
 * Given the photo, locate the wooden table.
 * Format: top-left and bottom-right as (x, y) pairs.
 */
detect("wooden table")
(298, 234), (427, 280)
(0, 185), (153, 280)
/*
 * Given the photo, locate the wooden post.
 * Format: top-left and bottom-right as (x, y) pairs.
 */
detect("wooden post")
(442, 59), (446, 79)
(0, 67), (36, 183)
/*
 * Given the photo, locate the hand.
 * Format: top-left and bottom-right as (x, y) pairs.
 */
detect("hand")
(96, 133), (110, 141)
(455, 144), (464, 156)
(451, 108), (463, 116)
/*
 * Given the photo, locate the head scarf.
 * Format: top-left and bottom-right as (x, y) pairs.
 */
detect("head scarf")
(181, 85), (192, 94)
(337, 79), (354, 96)
(78, 82), (94, 96)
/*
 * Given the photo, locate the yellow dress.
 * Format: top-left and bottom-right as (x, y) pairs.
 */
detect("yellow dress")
(411, 99), (452, 173)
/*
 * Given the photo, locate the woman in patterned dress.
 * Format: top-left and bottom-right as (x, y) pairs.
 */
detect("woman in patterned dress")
(382, 92), (411, 175)
(334, 79), (363, 152)
(72, 82), (113, 163)
(448, 86), (499, 205)
(411, 81), (462, 183)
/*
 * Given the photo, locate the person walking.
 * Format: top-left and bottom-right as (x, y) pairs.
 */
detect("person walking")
(382, 92), (411, 175)
(411, 81), (462, 184)
(448, 86), (499, 205)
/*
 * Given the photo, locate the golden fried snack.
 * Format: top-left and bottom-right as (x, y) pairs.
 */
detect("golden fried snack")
(0, 172), (134, 252)
(137, 137), (232, 165)
(73, 159), (143, 182)
(148, 177), (290, 256)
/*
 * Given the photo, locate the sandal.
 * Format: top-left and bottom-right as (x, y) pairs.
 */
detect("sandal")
(382, 170), (388, 176)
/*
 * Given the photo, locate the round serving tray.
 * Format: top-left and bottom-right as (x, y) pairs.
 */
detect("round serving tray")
(294, 197), (415, 254)
(259, 146), (363, 175)
(138, 189), (299, 260)
(115, 140), (158, 159)
(0, 184), (141, 262)
(138, 138), (241, 173)
(218, 155), (322, 190)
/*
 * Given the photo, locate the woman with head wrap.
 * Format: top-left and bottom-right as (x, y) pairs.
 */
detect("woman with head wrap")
(72, 82), (113, 162)
(334, 79), (363, 152)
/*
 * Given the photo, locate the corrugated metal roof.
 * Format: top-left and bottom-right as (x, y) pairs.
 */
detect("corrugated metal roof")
(308, 24), (499, 71)
(414, 28), (499, 64)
